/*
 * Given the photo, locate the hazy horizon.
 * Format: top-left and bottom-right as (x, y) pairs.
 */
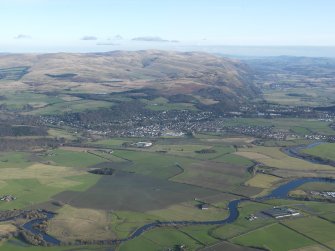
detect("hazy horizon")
(1, 0), (335, 57)
(1, 45), (335, 58)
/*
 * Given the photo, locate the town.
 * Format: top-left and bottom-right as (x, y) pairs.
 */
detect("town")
(39, 103), (335, 141)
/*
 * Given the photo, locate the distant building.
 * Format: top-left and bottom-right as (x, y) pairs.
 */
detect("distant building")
(0, 195), (16, 202)
(246, 214), (258, 221)
(133, 142), (153, 148)
(262, 207), (300, 219)
(162, 131), (185, 137)
(200, 204), (210, 210)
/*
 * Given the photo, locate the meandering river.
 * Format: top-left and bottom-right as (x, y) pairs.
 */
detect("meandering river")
(22, 142), (335, 245)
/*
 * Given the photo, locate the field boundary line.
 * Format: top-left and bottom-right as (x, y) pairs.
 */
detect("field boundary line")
(178, 229), (207, 247)
(229, 222), (277, 241)
(279, 222), (333, 251)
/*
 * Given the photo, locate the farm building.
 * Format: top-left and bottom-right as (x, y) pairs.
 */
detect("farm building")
(262, 207), (300, 219)
(200, 204), (210, 210)
(134, 142), (153, 148)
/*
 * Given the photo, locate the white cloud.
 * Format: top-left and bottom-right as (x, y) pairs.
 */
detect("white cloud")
(81, 36), (98, 41)
(14, 34), (32, 39)
(132, 36), (179, 43)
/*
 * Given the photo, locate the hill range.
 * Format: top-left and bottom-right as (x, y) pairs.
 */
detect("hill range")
(0, 50), (258, 107)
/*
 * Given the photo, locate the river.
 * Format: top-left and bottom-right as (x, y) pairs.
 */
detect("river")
(21, 142), (335, 245)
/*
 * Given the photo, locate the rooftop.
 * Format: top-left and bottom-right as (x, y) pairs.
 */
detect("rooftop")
(262, 207), (300, 219)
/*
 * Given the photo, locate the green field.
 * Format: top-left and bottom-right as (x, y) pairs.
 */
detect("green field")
(262, 87), (335, 107)
(0, 91), (61, 110)
(39, 149), (108, 168)
(297, 181), (335, 192)
(302, 143), (335, 162)
(0, 167), (99, 210)
(320, 212), (335, 222)
(212, 201), (275, 240)
(283, 216), (335, 249)
(53, 171), (219, 211)
(147, 200), (228, 221)
(141, 97), (197, 111)
(179, 225), (219, 246)
(0, 131), (334, 249)
(245, 173), (282, 189)
(48, 129), (78, 140)
(0, 152), (31, 168)
(28, 99), (114, 115)
(211, 153), (254, 166)
(172, 159), (259, 195)
(147, 144), (237, 160)
(0, 91), (115, 115)
(112, 149), (192, 178)
(231, 223), (316, 251)
(0, 149), (100, 210)
(91, 138), (131, 147)
(223, 118), (335, 135)
(0, 67), (29, 81)
(236, 146), (335, 171)
(0, 239), (105, 251)
(119, 228), (203, 251)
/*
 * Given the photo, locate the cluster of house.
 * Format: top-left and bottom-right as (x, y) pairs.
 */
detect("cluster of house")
(0, 195), (16, 202)
(246, 214), (258, 221)
(162, 131), (185, 137)
(132, 141), (153, 148)
(310, 191), (335, 199)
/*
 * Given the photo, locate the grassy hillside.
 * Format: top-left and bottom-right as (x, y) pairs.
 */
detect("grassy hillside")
(0, 51), (258, 107)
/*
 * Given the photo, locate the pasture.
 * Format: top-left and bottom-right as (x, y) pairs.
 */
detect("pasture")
(53, 171), (219, 211)
(297, 181), (335, 192)
(0, 239), (104, 251)
(140, 97), (197, 111)
(47, 129), (78, 140)
(0, 152), (31, 168)
(178, 225), (219, 246)
(0, 91), (61, 110)
(111, 149), (191, 178)
(146, 144), (236, 160)
(231, 223), (316, 251)
(245, 173), (282, 189)
(212, 201), (275, 240)
(262, 87), (335, 107)
(38, 149), (108, 168)
(283, 216), (335, 249)
(109, 210), (160, 239)
(47, 205), (116, 242)
(1, 132), (333, 249)
(201, 241), (265, 251)
(119, 228), (203, 251)
(302, 143), (335, 162)
(28, 99), (114, 115)
(235, 146), (335, 171)
(223, 118), (335, 136)
(0, 162), (99, 210)
(172, 159), (261, 196)
(147, 200), (228, 221)
(0, 66), (29, 81)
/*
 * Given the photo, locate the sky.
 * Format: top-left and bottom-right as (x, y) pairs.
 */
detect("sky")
(1, 0), (335, 55)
